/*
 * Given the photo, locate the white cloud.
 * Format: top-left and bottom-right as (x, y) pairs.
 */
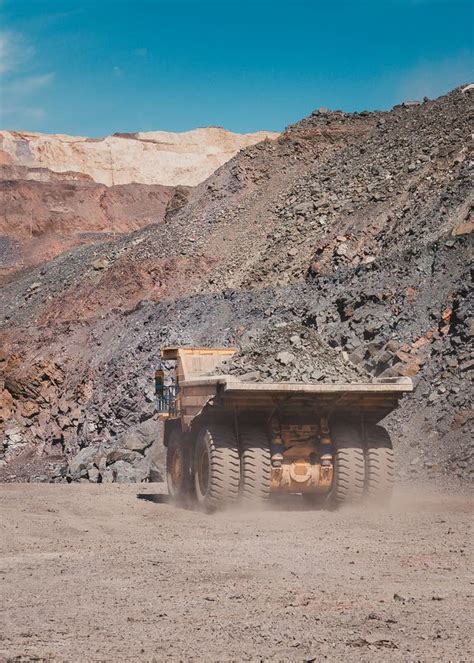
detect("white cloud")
(396, 51), (473, 101)
(113, 65), (124, 77)
(1, 106), (46, 119)
(4, 72), (54, 96)
(0, 30), (35, 75)
(0, 29), (53, 125)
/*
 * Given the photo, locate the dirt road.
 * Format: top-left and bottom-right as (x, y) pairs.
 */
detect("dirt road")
(0, 483), (471, 662)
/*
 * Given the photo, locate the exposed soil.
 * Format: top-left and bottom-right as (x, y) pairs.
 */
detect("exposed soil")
(0, 483), (472, 661)
(0, 167), (182, 283)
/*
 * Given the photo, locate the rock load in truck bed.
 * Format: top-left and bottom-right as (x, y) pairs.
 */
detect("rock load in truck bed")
(212, 324), (371, 383)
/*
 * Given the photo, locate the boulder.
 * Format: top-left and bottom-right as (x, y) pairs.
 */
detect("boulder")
(87, 466), (100, 482)
(91, 258), (109, 271)
(68, 446), (103, 480)
(120, 418), (161, 452)
(108, 460), (146, 483)
(106, 448), (142, 465)
(146, 438), (165, 483)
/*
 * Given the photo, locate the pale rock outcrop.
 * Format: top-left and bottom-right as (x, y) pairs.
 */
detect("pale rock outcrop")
(0, 127), (279, 187)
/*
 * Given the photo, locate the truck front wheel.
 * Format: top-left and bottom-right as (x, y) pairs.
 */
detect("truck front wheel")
(194, 424), (241, 512)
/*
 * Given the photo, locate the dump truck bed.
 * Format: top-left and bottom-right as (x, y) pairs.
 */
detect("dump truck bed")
(182, 375), (412, 391)
(160, 347), (413, 428)
(177, 375), (413, 429)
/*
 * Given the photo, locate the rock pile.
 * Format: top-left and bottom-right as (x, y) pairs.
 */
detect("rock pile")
(66, 419), (163, 484)
(213, 323), (370, 383)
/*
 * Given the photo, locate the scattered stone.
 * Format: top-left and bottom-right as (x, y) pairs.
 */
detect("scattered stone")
(120, 419), (160, 452)
(277, 351), (295, 366)
(91, 258), (109, 270)
(109, 460), (145, 483)
(106, 448), (141, 465)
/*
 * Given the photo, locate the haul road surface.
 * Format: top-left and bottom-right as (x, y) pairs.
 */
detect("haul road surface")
(0, 482), (472, 662)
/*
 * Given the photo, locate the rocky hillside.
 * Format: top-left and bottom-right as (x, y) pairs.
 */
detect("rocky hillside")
(0, 128), (279, 187)
(0, 86), (472, 484)
(0, 127), (277, 282)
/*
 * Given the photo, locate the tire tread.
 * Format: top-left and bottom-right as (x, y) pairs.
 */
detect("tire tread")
(365, 425), (394, 503)
(329, 423), (365, 507)
(239, 425), (271, 503)
(196, 424), (240, 512)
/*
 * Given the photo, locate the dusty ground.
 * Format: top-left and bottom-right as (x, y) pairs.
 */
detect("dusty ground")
(0, 484), (472, 662)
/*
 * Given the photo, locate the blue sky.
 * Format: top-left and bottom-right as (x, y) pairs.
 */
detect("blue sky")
(0, 0), (472, 135)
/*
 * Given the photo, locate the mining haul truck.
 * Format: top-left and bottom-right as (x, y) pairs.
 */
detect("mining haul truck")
(156, 347), (412, 512)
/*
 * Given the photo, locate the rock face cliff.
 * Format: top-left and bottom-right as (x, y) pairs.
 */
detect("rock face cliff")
(0, 127), (279, 186)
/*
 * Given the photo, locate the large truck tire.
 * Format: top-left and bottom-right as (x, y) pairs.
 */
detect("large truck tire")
(327, 422), (365, 508)
(194, 424), (240, 512)
(239, 425), (271, 503)
(166, 427), (193, 503)
(364, 425), (394, 504)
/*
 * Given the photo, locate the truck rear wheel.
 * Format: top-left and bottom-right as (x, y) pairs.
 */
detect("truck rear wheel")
(194, 424), (240, 512)
(239, 425), (271, 503)
(327, 423), (365, 508)
(166, 428), (192, 503)
(364, 425), (394, 504)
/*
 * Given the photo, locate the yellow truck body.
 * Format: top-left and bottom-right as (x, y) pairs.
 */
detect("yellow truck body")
(159, 347), (412, 511)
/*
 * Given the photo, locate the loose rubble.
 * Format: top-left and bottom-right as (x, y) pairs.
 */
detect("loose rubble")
(212, 323), (370, 383)
(66, 419), (164, 484)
